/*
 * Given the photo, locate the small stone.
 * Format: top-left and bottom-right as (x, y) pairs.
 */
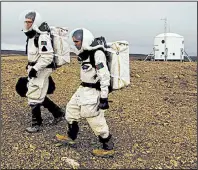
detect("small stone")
(134, 74), (140, 78)
(170, 159), (178, 167)
(29, 144), (36, 150)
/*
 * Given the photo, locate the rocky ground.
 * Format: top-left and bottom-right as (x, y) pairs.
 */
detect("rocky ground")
(1, 56), (197, 169)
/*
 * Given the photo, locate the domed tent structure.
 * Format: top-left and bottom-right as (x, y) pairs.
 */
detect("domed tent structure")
(145, 33), (192, 61)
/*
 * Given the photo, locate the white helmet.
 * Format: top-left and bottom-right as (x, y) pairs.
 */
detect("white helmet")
(19, 10), (43, 33)
(70, 28), (95, 54)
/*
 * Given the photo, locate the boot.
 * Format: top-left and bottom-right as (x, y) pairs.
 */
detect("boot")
(92, 134), (115, 157)
(26, 104), (42, 133)
(55, 121), (79, 146)
(42, 97), (65, 125)
(67, 121), (79, 140)
(55, 134), (76, 146)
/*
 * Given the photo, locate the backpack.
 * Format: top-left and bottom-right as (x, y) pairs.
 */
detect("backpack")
(79, 37), (130, 91)
(26, 22), (70, 69)
(106, 40), (130, 90)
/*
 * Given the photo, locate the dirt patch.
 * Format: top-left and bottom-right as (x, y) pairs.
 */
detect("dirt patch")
(1, 56), (197, 169)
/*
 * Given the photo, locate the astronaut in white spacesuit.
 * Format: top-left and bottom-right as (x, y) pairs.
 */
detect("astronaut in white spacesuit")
(57, 28), (114, 157)
(20, 10), (65, 133)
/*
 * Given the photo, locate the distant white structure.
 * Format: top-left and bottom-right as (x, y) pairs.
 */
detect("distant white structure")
(155, 33), (185, 60)
(145, 33), (192, 61)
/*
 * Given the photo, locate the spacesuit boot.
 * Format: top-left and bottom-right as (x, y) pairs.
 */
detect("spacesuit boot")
(92, 134), (115, 157)
(55, 121), (79, 146)
(42, 97), (65, 125)
(26, 104), (43, 133)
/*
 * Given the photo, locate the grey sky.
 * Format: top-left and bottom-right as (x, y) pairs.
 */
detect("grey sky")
(1, 2), (197, 55)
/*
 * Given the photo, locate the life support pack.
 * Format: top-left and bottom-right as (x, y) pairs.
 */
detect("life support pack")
(26, 22), (71, 69)
(78, 37), (130, 91)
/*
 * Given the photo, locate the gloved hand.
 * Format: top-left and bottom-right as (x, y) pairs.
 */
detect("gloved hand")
(98, 98), (109, 110)
(28, 68), (37, 78)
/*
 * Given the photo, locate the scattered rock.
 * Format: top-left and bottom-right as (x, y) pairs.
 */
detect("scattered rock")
(135, 74), (141, 78)
(61, 157), (80, 169)
(1, 57), (196, 169)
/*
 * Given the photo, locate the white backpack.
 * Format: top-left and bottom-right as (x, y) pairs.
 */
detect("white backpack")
(49, 26), (71, 67)
(27, 22), (71, 68)
(106, 41), (130, 90)
(88, 37), (130, 90)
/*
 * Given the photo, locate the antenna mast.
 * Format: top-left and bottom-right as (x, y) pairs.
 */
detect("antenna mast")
(161, 17), (167, 61)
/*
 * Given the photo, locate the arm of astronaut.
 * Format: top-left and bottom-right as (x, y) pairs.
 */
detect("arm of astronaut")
(33, 33), (54, 71)
(94, 50), (110, 99)
(56, 53), (70, 67)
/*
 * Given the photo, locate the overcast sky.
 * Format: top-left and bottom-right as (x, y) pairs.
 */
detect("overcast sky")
(1, 2), (197, 55)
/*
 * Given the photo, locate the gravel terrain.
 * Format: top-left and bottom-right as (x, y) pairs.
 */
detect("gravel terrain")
(1, 56), (197, 169)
